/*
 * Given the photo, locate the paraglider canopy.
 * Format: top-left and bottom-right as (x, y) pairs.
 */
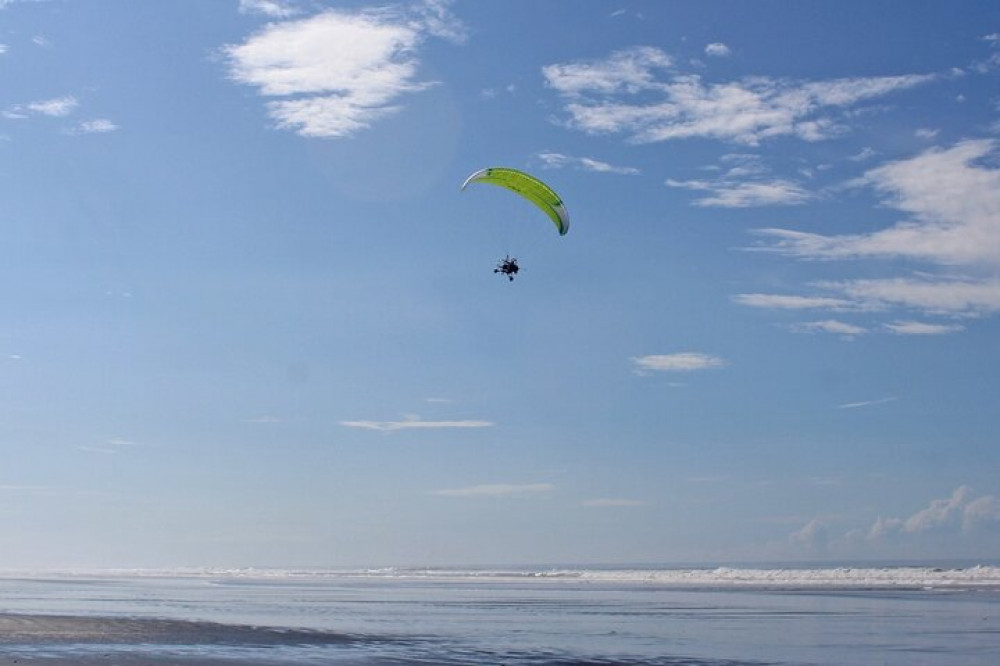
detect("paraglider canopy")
(461, 167), (570, 236)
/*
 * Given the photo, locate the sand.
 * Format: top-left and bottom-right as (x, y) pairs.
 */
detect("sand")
(0, 613), (353, 664)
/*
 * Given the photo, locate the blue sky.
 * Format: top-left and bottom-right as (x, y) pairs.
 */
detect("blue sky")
(1, 0), (999, 568)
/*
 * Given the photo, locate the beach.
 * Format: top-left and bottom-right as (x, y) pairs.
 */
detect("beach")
(0, 613), (353, 664)
(0, 566), (998, 665)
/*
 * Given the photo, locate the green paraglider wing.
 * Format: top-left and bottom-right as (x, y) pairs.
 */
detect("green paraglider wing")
(461, 167), (570, 236)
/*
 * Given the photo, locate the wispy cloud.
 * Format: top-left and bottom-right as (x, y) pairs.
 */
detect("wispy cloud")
(431, 483), (554, 497)
(413, 0), (468, 43)
(631, 352), (727, 373)
(341, 415), (493, 432)
(739, 140), (1000, 326)
(753, 141), (1000, 268)
(543, 46), (673, 97)
(882, 320), (965, 335)
(224, 3), (465, 138)
(732, 293), (856, 310)
(821, 276), (1000, 317)
(704, 42), (730, 58)
(666, 177), (810, 207)
(12, 95), (78, 117)
(581, 498), (648, 507)
(737, 274), (1000, 320)
(73, 118), (118, 134)
(789, 319), (867, 338)
(848, 146), (877, 161)
(971, 32), (1000, 73)
(667, 153), (812, 207)
(480, 84), (516, 99)
(238, 0), (300, 17)
(837, 396), (897, 410)
(77, 438), (140, 454)
(544, 46), (934, 145)
(537, 151), (639, 175)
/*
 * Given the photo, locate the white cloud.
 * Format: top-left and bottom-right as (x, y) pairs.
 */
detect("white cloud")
(412, 0), (468, 43)
(737, 276), (1000, 319)
(667, 177), (810, 207)
(704, 42), (730, 58)
(225, 4), (462, 138)
(581, 498), (648, 507)
(848, 146), (877, 161)
(238, 0), (299, 17)
(25, 95), (77, 117)
(75, 118), (118, 133)
(915, 128), (939, 139)
(963, 495), (1000, 532)
(480, 84), (516, 100)
(837, 396), (897, 409)
(905, 486), (974, 533)
(867, 486), (1000, 541)
(971, 35), (1000, 74)
(732, 293), (856, 310)
(631, 352), (727, 373)
(77, 446), (117, 454)
(742, 141), (1000, 325)
(542, 46), (673, 97)
(667, 153), (812, 207)
(431, 483), (554, 497)
(790, 319), (867, 337)
(544, 47), (934, 145)
(754, 141), (1000, 267)
(341, 416), (493, 432)
(537, 151), (639, 175)
(822, 276), (1000, 317)
(77, 438), (139, 455)
(883, 320), (964, 335)
(866, 515), (904, 540)
(0, 44), (7, 54)
(789, 519), (829, 548)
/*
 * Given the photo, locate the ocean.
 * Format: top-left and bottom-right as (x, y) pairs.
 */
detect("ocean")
(0, 564), (998, 665)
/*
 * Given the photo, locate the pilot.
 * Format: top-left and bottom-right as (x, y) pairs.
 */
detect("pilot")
(494, 256), (519, 281)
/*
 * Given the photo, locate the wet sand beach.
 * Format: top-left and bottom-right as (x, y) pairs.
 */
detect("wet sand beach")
(0, 613), (353, 665)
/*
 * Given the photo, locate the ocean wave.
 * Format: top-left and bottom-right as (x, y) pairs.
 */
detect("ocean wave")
(9, 564), (1000, 590)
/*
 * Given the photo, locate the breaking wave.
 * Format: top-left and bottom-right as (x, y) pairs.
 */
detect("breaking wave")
(15, 563), (1000, 590)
